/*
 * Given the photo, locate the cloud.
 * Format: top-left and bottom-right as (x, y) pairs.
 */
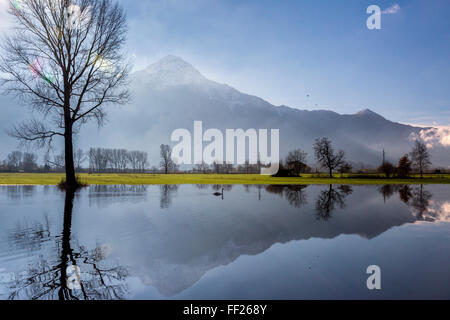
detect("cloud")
(408, 125), (450, 149)
(424, 201), (450, 223)
(382, 4), (400, 14)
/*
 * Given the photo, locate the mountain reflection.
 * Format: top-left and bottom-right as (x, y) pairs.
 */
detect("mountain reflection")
(4, 190), (129, 300)
(0, 184), (447, 299)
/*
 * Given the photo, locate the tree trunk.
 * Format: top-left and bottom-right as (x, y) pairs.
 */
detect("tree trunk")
(329, 168), (333, 178)
(64, 123), (77, 189)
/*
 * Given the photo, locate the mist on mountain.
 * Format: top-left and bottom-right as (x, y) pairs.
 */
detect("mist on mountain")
(1, 55), (449, 168)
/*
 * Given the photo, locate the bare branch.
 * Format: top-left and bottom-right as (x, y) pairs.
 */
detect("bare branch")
(7, 119), (64, 148)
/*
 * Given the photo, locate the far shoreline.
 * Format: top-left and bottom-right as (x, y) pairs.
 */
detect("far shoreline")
(0, 173), (449, 186)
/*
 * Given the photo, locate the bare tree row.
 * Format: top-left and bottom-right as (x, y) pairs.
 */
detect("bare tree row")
(88, 148), (148, 173)
(1, 151), (39, 172)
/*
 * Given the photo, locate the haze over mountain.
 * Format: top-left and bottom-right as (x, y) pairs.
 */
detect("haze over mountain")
(1, 55), (449, 167)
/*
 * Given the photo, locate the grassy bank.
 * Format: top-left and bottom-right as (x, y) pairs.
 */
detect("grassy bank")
(0, 173), (449, 185)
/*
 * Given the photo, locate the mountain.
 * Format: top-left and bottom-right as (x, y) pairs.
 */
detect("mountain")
(77, 55), (448, 167)
(1, 55), (449, 167)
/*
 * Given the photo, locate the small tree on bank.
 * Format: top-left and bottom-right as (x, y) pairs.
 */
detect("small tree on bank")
(313, 137), (346, 178)
(410, 140), (432, 179)
(160, 144), (174, 174)
(285, 149), (308, 176)
(0, 0), (130, 189)
(397, 155), (412, 178)
(379, 161), (395, 178)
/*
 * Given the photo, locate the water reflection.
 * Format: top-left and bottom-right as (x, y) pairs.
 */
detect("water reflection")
(0, 184), (449, 299)
(3, 190), (129, 300)
(5, 185), (36, 199)
(88, 185), (147, 208)
(411, 185), (433, 220)
(315, 185), (353, 220)
(377, 185), (436, 221)
(160, 185), (178, 209)
(266, 185), (308, 208)
(7, 215), (51, 252)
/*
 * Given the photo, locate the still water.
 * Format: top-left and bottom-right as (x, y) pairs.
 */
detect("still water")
(0, 184), (449, 300)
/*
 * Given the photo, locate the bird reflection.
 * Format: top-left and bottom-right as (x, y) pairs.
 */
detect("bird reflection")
(315, 185), (353, 221)
(4, 189), (129, 300)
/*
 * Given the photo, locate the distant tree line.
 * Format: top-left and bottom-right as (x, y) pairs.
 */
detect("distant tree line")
(0, 151), (39, 172)
(378, 140), (433, 179)
(87, 148), (148, 173)
(0, 138), (445, 176)
(275, 137), (438, 179)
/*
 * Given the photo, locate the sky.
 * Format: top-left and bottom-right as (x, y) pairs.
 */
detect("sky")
(112, 0), (450, 126)
(0, 0), (449, 155)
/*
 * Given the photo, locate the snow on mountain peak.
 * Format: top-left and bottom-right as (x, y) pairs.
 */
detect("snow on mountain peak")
(141, 55), (206, 87)
(356, 108), (385, 120)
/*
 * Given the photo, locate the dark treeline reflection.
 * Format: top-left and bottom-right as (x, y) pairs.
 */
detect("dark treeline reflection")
(4, 185), (36, 199)
(88, 185), (147, 208)
(266, 185), (308, 208)
(4, 190), (129, 300)
(261, 184), (435, 222)
(378, 184), (435, 221)
(160, 185), (178, 209)
(266, 184), (353, 219)
(315, 185), (353, 221)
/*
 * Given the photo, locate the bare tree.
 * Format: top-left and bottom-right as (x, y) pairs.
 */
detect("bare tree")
(74, 148), (85, 170)
(410, 140), (432, 179)
(338, 161), (352, 174)
(117, 149), (129, 172)
(22, 152), (38, 171)
(0, 0), (130, 189)
(286, 149), (308, 176)
(195, 161), (209, 173)
(53, 153), (65, 170)
(160, 144), (174, 174)
(127, 150), (139, 172)
(6, 151), (23, 171)
(313, 138), (346, 178)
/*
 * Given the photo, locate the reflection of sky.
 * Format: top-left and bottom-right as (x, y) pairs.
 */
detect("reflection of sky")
(0, 185), (449, 299)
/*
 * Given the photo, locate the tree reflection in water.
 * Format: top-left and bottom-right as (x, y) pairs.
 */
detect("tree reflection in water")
(265, 185), (308, 208)
(411, 185), (433, 220)
(160, 185), (179, 209)
(315, 185), (353, 221)
(378, 184), (435, 221)
(4, 190), (129, 300)
(398, 185), (413, 204)
(379, 184), (396, 203)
